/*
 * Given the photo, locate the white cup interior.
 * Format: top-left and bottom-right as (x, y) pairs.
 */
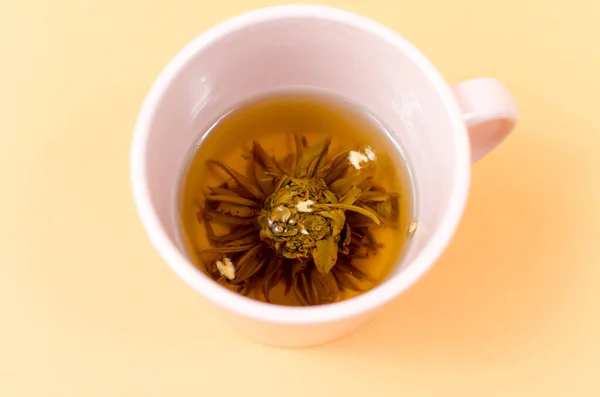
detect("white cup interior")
(132, 6), (470, 323)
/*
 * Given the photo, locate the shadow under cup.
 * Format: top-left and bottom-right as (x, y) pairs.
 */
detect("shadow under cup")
(133, 9), (470, 346)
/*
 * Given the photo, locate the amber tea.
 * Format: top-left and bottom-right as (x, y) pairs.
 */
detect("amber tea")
(178, 89), (416, 306)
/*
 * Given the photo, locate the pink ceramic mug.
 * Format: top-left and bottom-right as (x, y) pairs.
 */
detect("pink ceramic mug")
(130, 5), (518, 347)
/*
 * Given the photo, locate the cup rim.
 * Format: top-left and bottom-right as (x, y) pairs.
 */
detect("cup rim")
(130, 4), (471, 325)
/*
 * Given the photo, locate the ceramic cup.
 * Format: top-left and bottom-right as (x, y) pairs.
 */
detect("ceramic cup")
(130, 5), (518, 347)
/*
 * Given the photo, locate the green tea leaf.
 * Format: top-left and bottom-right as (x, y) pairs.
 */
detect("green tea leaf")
(318, 151), (349, 184)
(375, 198), (393, 219)
(235, 243), (262, 265)
(314, 203), (381, 225)
(315, 149), (329, 176)
(318, 210), (346, 237)
(290, 262), (310, 304)
(293, 133), (304, 177)
(345, 213), (376, 228)
(357, 177), (374, 192)
(198, 242), (259, 254)
(215, 202), (256, 218)
(293, 277), (310, 306)
(339, 186), (362, 205)
(207, 160), (264, 199)
(300, 214), (330, 241)
(235, 250), (267, 283)
(272, 175), (289, 195)
(328, 174), (367, 196)
(291, 260), (307, 278)
(322, 272), (340, 297)
(206, 187), (238, 197)
(305, 271), (320, 305)
(336, 261), (376, 283)
(333, 270), (362, 292)
(359, 191), (393, 202)
(359, 227), (376, 245)
(238, 282), (251, 296)
(391, 195), (400, 218)
(298, 272), (314, 305)
(230, 187), (259, 200)
(322, 189), (339, 204)
(210, 227), (255, 244)
(279, 154), (295, 176)
(313, 237), (338, 275)
(195, 208), (205, 225)
(358, 204), (395, 228)
(220, 234), (259, 247)
(310, 269), (336, 304)
(296, 136), (331, 178)
(199, 209), (221, 247)
(253, 159), (272, 196)
(205, 211), (256, 226)
(262, 258), (282, 303)
(253, 141), (281, 173)
(283, 260), (294, 295)
(205, 194), (259, 207)
(341, 222), (352, 248)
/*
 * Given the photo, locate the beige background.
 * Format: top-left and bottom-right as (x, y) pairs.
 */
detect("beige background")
(1, 0), (599, 396)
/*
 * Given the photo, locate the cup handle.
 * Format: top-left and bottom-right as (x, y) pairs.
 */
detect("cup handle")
(452, 78), (518, 162)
